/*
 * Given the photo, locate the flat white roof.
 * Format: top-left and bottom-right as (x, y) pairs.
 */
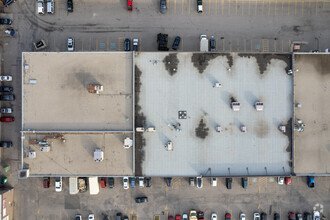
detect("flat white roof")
(135, 52), (293, 176)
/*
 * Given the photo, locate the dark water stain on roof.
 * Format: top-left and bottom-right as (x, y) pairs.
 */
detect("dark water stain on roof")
(191, 53), (233, 74)
(163, 53), (179, 76)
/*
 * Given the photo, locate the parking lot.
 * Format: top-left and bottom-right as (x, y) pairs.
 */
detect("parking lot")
(0, 0), (330, 219)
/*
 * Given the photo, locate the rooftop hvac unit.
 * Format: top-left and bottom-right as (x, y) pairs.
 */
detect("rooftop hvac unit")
(165, 141), (173, 151)
(28, 150), (36, 158)
(231, 102), (240, 111)
(255, 102), (264, 111)
(136, 127), (145, 132)
(241, 125), (247, 133)
(146, 127), (156, 132)
(40, 145), (50, 152)
(279, 125), (286, 133)
(213, 82), (222, 88)
(216, 125), (222, 133)
(94, 149), (104, 162)
(124, 137), (133, 149)
(87, 84), (103, 94)
(18, 169), (30, 179)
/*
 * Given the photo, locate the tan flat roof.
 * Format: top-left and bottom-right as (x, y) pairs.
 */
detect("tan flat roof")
(293, 54), (330, 175)
(22, 52), (133, 131)
(23, 133), (134, 176)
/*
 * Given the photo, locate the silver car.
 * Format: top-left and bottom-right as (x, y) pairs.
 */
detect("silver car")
(160, 0), (167, 13)
(68, 37), (74, 51)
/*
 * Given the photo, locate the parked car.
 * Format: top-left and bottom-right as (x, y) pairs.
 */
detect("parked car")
(43, 177), (50, 188)
(289, 213), (296, 220)
(165, 177), (172, 187)
(274, 213), (280, 220)
(123, 216), (128, 220)
(313, 211), (320, 220)
(130, 177), (136, 188)
(182, 214), (188, 220)
(108, 177), (114, 188)
(68, 37), (74, 51)
(226, 178), (232, 189)
(197, 0), (203, 13)
(67, 0), (73, 12)
(145, 177), (151, 187)
(0, 116), (14, 122)
(196, 176), (203, 188)
(124, 38), (131, 51)
(172, 36), (181, 50)
(0, 141), (12, 148)
(0, 94), (15, 101)
(135, 196), (148, 203)
(127, 0), (133, 11)
(3, 0), (15, 7)
(198, 211), (204, 220)
(240, 213), (246, 220)
(297, 214), (303, 220)
(4, 28), (15, 36)
(0, 18), (12, 25)
(37, 0), (44, 15)
(190, 210), (197, 220)
(304, 213), (312, 220)
(176, 215), (181, 220)
(139, 177), (144, 187)
(189, 177), (195, 186)
(277, 177), (284, 185)
(242, 177), (248, 188)
(75, 214), (82, 220)
(0, 86), (13, 92)
(47, 0), (54, 14)
(254, 213), (260, 220)
(133, 38), (139, 51)
(261, 213), (267, 220)
(89, 214), (95, 220)
(116, 213), (122, 220)
(211, 213), (217, 220)
(34, 40), (47, 50)
(160, 0), (167, 13)
(307, 176), (315, 188)
(285, 177), (292, 185)
(1, 107), (13, 114)
(169, 216), (174, 220)
(100, 177), (106, 188)
(0, 76), (12, 81)
(55, 177), (62, 192)
(225, 213), (231, 220)
(210, 36), (216, 51)
(123, 177), (129, 189)
(211, 177), (217, 186)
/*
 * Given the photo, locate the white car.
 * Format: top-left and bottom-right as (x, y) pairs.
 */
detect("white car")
(139, 177), (144, 187)
(1, 108), (13, 114)
(123, 177), (129, 189)
(240, 213), (246, 220)
(68, 37), (74, 51)
(55, 177), (62, 192)
(211, 213), (217, 220)
(182, 214), (188, 220)
(313, 211), (320, 220)
(0, 76), (12, 81)
(254, 213), (260, 220)
(277, 177), (284, 185)
(211, 177), (217, 186)
(88, 214), (95, 220)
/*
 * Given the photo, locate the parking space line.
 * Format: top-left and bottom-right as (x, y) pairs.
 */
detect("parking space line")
(174, 0), (176, 14)
(244, 40), (246, 52)
(182, 0), (184, 14)
(236, 0), (238, 15)
(209, 0), (211, 14)
(288, 40), (291, 51)
(268, 0), (271, 16)
(96, 39), (98, 51)
(262, 0), (264, 16)
(228, 0), (231, 15)
(251, 39), (253, 52)
(107, 38), (109, 51)
(215, 0), (218, 15)
(275, 0), (277, 15)
(323, 0), (325, 8)
(281, 40), (283, 52)
(222, 0), (224, 15)
(181, 38), (183, 50)
(222, 39), (225, 51)
(242, 0), (244, 15)
(229, 40), (232, 52)
(316, 0), (318, 15)
(255, 0), (258, 16)
(89, 38), (91, 51)
(82, 39), (84, 51)
(53, 38), (56, 50)
(282, 0), (284, 15)
(248, 0), (251, 16)
(287, 0), (290, 16)
(295, 0), (297, 16)
(189, 0), (191, 14)
(274, 40), (276, 52)
(237, 39), (239, 52)
(302, 0), (304, 16)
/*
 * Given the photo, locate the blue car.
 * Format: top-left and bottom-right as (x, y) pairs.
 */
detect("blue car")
(130, 177), (136, 188)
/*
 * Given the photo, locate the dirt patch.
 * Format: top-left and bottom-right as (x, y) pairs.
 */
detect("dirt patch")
(298, 54), (330, 75)
(238, 53), (292, 74)
(195, 118), (209, 139)
(254, 120), (270, 138)
(163, 53), (179, 76)
(284, 118), (293, 167)
(134, 65), (146, 176)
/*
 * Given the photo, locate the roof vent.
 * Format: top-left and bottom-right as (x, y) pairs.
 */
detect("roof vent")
(94, 149), (104, 162)
(255, 102), (264, 111)
(231, 102), (240, 111)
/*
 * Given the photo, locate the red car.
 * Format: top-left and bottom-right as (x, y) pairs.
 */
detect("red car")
(285, 177), (292, 185)
(225, 213), (231, 220)
(43, 177), (50, 188)
(127, 0), (133, 11)
(289, 212), (296, 220)
(100, 177), (106, 188)
(176, 215), (181, 220)
(0, 116), (14, 122)
(168, 216), (174, 220)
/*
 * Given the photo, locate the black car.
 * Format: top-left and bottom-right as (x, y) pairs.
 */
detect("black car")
(0, 86), (13, 92)
(165, 177), (172, 187)
(116, 213), (122, 220)
(241, 177), (248, 189)
(67, 0), (73, 12)
(145, 177), (151, 187)
(198, 211), (204, 220)
(123, 216), (129, 220)
(172, 36), (181, 50)
(274, 213), (280, 220)
(261, 213), (267, 220)
(124, 38), (131, 51)
(0, 141), (12, 148)
(108, 177), (114, 188)
(3, 0), (15, 7)
(0, 18), (12, 25)
(0, 94), (15, 101)
(135, 196), (148, 203)
(226, 178), (232, 189)
(304, 213), (311, 220)
(210, 36), (216, 51)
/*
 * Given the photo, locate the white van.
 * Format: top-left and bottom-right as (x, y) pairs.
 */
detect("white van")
(37, 0), (44, 15)
(47, 0), (54, 14)
(200, 35), (209, 52)
(69, 177), (78, 195)
(88, 177), (99, 195)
